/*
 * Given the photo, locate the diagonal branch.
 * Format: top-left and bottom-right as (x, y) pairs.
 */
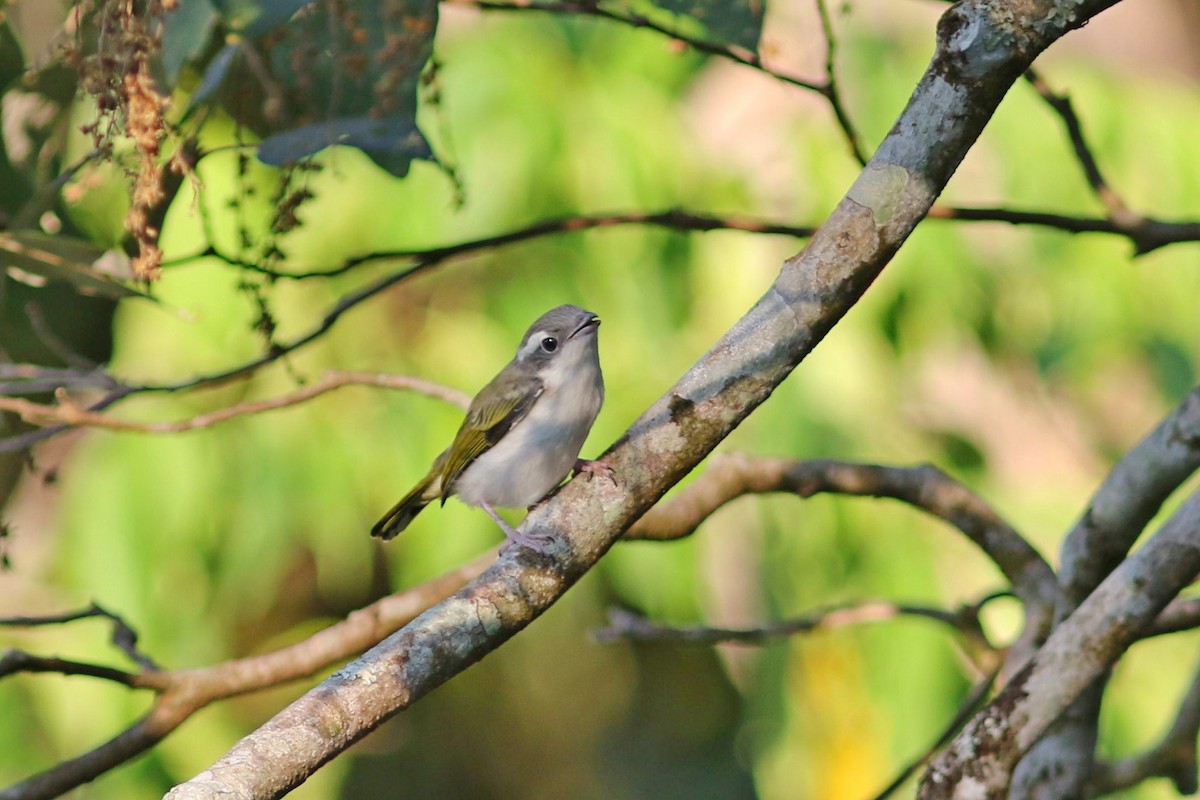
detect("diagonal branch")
(163, 1), (1115, 796)
(0, 553), (491, 800)
(921, 489), (1200, 800)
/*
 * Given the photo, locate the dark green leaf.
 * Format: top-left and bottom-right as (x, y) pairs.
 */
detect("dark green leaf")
(607, 0), (765, 52)
(162, 0), (221, 85)
(257, 116), (431, 176)
(187, 41), (240, 112)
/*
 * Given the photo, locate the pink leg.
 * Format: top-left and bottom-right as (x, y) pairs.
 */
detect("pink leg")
(481, 501), (551, 555)
(574, 458), (617, 484)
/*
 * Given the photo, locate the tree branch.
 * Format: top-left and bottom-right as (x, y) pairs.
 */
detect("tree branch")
(0, 601), (159, 671)
(0, 553), (491, 800)
(165, 1), (1112, 795)
(624, 454), (1055, 664)
(1013, 385), (1200, 797)
(920, 489), (1200, 800)
(594, 594), (1003, 672)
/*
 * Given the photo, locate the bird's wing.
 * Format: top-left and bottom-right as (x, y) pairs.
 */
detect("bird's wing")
(439, 369), (544, 502)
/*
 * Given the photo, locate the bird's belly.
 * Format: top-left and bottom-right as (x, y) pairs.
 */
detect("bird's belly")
(453, 387), (599, 509)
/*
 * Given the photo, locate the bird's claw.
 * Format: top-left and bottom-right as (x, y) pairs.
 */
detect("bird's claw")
(574, 458), (617, 485)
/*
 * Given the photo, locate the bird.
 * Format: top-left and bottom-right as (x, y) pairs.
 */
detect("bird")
(371, 304), (610, 553)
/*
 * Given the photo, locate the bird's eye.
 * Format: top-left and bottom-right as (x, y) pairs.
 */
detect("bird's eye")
(541, 337), (558, 353)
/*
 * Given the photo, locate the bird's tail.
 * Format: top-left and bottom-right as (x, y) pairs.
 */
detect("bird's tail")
(371, 475), (437, 540)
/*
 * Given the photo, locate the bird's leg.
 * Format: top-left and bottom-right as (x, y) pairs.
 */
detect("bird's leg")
(573, 458), (617, 484)
(481, 501), (552, 555)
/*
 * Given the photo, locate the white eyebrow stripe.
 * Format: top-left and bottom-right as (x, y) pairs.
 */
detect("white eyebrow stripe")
(519, 329), (554, 357)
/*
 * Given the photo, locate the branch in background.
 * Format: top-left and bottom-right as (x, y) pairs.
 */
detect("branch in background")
(921, 490), (1200, 800)
(5, 192), (1198, 454)
(445, 0), (871, 162)
(1144, 595), (1200, 638)
(1025, 69), (1130, 223)
(0, 370), (471, 434)
(1013, 385), (1200, 799)
(624, 454), (1056, 655)
(169, 208), (820, 280)
(1023, 69), (1194, 255)
(595, 593), (1004, 673)
(0, 601), (159, 671)
(926, 204), (1200, 253)
(0, 651), (141, 686)
(814, 0), (867, 164)
(1089, 658), (1200, 797)
(0, 552), (492, 800)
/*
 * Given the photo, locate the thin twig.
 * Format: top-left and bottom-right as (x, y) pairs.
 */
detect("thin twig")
(448, 0), (825, 91)
(0, 370), (470, 433)
(0, 651), (141, 686)
(0, 602), (159, 671)
(1024, 69), (1131, 223)
(815, 0), (868, 164)
(594, 593), (1004, 670)
(166, 209), (818, 280)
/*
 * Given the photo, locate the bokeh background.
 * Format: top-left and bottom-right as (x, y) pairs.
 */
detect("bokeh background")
(3, 1), (1200, 798)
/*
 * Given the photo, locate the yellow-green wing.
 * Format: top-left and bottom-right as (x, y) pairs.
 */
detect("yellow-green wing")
(439, 369), (544, 502)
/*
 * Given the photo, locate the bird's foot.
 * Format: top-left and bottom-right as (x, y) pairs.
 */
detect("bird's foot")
(483, 501), (552, 555)
(573, 458), (617, 485)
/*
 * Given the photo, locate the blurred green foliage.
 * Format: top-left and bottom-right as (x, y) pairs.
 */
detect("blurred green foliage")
(3, 3), (1200, 800)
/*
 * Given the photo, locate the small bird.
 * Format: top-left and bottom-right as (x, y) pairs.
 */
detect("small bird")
(371, 304), (610, 553)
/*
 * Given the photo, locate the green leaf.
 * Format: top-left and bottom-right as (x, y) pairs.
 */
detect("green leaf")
(0, 231), (153, 302)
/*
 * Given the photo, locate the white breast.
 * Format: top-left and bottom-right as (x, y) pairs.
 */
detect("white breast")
(453, 356), (603, 509)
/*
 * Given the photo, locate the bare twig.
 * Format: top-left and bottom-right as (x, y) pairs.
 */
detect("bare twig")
(170, 209), (819, 280)
(1022, 69), (1194, 254)
(0, 553), (491, 800)
(0, 651), (141, 686)
(624, 455), (1056, 634)
(595, 594), (1003, 671)
(0, 370), (470, 434)
(1024, 69), (1131, 224)
(0, 601), (159, 671)
(447, 0), (824, 90)
(814, 0), (867, 164)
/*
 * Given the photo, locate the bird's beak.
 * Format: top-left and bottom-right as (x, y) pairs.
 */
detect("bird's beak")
(570, 315), (600, 339)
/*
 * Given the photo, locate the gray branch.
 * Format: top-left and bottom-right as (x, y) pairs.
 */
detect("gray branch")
(165, 0), (1117, 797)
(920, 490), (1200, 800)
